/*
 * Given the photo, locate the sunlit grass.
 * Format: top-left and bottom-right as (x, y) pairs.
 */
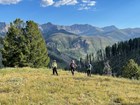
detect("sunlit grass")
(0, 67), (140, 105)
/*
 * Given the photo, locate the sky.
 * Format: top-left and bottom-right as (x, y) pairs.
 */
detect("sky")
(0, 0), (140, 28)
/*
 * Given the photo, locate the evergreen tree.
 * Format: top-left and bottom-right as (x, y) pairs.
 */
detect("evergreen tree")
(117, 42), (123, 55)
(96, 49), (104, 61)
(105, 46), (111, 58)
(2, 19), (50, 67)
(25, 21), (50, 67)
(91, 53), (95, 63)
(79, 58), (85, 69)
(86, 54), (89, 62)
(89, 54), (92, 63)
(2, 19), (26, 67)
(122, 59), (140, 79)
(111, 43), (117, 56)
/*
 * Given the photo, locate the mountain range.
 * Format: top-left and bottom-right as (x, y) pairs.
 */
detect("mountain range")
(1, 22), (140, 67)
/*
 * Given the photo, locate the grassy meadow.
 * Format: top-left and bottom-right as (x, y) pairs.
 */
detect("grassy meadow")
(0, 68), (140, 105)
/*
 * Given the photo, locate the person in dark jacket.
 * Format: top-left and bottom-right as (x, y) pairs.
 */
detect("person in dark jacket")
(86, 62), (92, 76)
(70, 60), (77, 76)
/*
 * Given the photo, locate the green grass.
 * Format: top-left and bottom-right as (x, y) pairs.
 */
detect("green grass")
(0, 68), (140, 105)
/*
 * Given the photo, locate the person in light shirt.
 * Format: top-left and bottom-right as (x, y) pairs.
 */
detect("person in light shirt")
(52, 60), (58, 75)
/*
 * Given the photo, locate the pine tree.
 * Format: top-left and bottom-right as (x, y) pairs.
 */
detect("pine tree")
(122, 59), (140, 79)
(86, 54), (89, 62)
(89, 54), (92, 63)
(105, 46), (111, 58)
(2, 19), (50, 67)
(2, 19), (26, 67)
(96, 49), (104, 61)
(111, 43), (117, 56)
(25, 21), (50, 67)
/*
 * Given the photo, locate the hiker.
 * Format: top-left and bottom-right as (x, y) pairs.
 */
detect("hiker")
(86, 61), (92, 76)
(103, 60), (112, 76)
(52, 60), (58, 75)
(70, 60), (77, 76)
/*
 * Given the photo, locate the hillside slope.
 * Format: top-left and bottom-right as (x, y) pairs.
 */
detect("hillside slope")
(0, 68), (140, 105)
(41, 23), (140, 66)
(1, 22), (140, 67)
(47, 33), (116, 60)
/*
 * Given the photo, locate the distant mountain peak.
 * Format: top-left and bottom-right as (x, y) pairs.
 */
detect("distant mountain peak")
(102, 25), (118, 32)
(39, 23), (121, 36)
(41, 22), (55, 27)
(46, 22), (55, 26)
(71, 23), (93, 27)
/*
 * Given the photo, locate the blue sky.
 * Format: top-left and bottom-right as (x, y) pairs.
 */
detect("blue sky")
(0, 0), (140, 28)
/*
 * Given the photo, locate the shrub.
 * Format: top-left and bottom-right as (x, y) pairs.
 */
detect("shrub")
(122, 59), (140, 79)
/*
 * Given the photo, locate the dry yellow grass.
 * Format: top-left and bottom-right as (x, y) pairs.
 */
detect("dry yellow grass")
(0, 67), (140, 105)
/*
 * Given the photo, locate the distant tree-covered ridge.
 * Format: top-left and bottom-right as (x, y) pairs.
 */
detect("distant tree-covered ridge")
(80, 37), (140, 79)
(104, 37), (140, 77)
(1, 19), (50, 67)
(105, 38), (140, 58)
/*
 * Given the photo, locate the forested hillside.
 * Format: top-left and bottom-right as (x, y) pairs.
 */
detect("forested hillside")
(105, 38), (140, 76)
(83, 37), (140, 79)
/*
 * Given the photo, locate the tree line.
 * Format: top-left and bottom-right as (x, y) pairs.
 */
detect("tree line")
(105, 38), (140, 58)
(79, 38), (140, 79)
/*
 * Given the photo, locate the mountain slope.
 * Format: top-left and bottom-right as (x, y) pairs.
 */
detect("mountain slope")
(0, 68), (140, 105)
(46, 32), (116, 64)
(1, 22), (140, 67)
(40, 23), (140, 40)
(41, 23), (140, 65)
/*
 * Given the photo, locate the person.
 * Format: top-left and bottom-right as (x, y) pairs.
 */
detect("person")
(103, 60), (112, 76)
(86, 62), (92, 76)
(70, 60), (77, 76)
(52, 60), (58, 75)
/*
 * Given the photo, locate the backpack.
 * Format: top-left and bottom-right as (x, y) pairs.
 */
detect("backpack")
(70, 63), (75, 68)
(87, 64), (92, 70)
(52, 62), (57, 68)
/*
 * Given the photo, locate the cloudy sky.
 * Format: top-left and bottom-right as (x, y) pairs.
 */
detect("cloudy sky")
(0, 0), (140, 28)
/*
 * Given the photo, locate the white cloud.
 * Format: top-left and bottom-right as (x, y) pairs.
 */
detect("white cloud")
(41, 0), (54, 7)
(78, 6), (90, 10)
(87, 0), (96, 6)
(0, 0), (22, 5)
(82, 0), (88, 3)
(54, 0), (78, 7)
(41, 0), (96, 10)
(79, 0), (96, 10)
